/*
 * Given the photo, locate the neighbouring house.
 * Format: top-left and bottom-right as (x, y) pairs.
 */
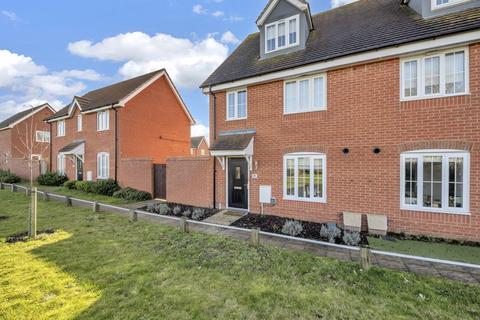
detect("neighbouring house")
(190, 136), (209, 156)
(194, 0), (480, 241)
(45, 69), (195, 196)
(0, 104), (55, 180)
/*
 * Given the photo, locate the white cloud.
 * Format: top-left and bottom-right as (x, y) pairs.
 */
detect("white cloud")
(191, 123), (209, 143)
(0, 49), (101, 121)
(221, 31), (239, 44)
(331, 0), (358, 8)
(224, 15), (244, 22)
(68, 31), (229, 89)
(192, 4), (207, 15)
(1, 10), (17, 22)
(212, 10), (225, 17)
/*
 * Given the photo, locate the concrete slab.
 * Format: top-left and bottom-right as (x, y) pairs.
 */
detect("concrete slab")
(203, 210), (245, 226)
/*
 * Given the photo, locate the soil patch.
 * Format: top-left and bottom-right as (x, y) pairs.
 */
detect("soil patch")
(231, 213), (368, 246)
(6, 228), (56, 243)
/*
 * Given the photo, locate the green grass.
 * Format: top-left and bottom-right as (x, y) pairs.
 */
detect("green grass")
(18, 183), (135, 205)
(368, 236), (480, 265)
(0, 190), (479, 319)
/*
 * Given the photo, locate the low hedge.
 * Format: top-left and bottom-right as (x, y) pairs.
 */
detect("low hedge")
(75, 181), (95, 193)
(113, 187), (152, 201)
(37, 172), (68, 186)
(63, 180), (77, 190)
(0, 170), (21, 183)
(91, 179), (120, 196)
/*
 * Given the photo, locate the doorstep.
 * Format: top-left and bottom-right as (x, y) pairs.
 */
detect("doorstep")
(203, 210), (246, 226)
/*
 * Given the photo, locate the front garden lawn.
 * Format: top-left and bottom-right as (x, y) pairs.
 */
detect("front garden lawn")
(368, 236), (480, 265)
(1, 190), (479, 320)
(19, 183), (135, 205)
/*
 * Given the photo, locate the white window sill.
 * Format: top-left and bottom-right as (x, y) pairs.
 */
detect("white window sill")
(283, 196), (326, 203)
(284, 108), (326, 115)
(97, 177), (109, 180)
(400, 205), (470, 216)
(97, 129), (110, 132)
(226, 117), (247, 122)
(265, 43), (299, 55)
(400, 92), (470, 102)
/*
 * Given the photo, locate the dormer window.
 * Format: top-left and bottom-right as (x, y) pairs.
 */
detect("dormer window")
(432, 0), (471, 10)
(265, 15), (299, 54)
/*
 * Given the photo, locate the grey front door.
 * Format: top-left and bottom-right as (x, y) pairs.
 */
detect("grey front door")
(76, 156), (84, 181)
(228, 158), (248, 209)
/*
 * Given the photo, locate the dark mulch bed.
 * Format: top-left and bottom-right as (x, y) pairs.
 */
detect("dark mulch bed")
(6, 228), (55, 243)
(141, 203), (219, 221)
(231, 213), (368, 246)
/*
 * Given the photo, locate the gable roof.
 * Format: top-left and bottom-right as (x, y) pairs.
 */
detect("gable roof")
(256, 0), (312, 28)
(191, 136), (206, 148)
(0, 103), (54, 131)
(202, 0), (480, 88)
(46, 70), (195, 124)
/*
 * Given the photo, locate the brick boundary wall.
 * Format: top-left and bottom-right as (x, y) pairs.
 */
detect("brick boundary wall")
(8, 158), (42, 181)
(166, 156), (213, 208)
(118, 158), (154, 194)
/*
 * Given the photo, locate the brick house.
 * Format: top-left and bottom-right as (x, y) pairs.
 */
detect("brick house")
(190, 136), (209, 156)
(45, 69), (194, 194)
(0, 104), (55, 180)
(200, 0), (480, 241)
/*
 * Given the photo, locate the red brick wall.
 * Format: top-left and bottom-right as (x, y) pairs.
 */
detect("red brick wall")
(0, 129), (12, 171)
(51, 106), (116, 181)
(166, 157), (214, 208)
(209, 43), (480, 241)
(119, 76), (191, 164)
(118, 158), (153, 194)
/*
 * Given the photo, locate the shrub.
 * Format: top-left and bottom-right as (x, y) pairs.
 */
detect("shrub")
(281, 220), (303, 237)
(92, 179), (119, 196)
(37, 172), (67, 186)
(191, 208), (205, 221)
(0, 170), (21, 183)
(63, 180), (77, 190)
(173, 206), (182, 215)
(343, 231), (361, 246)
(320, 225), (342, 243)
(113, 187), (152, 201)
(156, 204), (171, 215)
(75, 181), (95, 193)
(182, 209), (191, 218)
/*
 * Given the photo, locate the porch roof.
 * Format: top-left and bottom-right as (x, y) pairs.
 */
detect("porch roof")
(210, 133), (254, 157)
(59, 140), (85, 155)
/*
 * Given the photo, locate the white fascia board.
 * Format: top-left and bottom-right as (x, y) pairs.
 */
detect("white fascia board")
(81, 105), (114, 114)
(257, 0), (308, 26)
(6, 104), (56, 128)
(118, 70), (196, 125)
(203, 30), (480, 93)
(67, 98), (83, 116)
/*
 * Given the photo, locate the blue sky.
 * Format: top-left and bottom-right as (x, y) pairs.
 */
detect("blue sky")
(0, 0), (352, 136)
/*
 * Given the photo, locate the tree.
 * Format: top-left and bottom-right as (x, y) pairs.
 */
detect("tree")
(13, 105), (50, 238)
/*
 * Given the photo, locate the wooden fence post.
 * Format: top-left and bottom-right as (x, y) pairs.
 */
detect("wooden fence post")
(32, 188), (37, 238)
(26, 188), (31, 196)
(179, 216), (188, 233)
(360, 246), (371, 271)
(92, 201), (99, 212)
(66, 196), (72, 207)
(250, 228), (260, 246)
(0, 182), (4, 190)
(43, 192), (49, 202)
(129, 209), (138, 222)
(11, 184), (16, 192)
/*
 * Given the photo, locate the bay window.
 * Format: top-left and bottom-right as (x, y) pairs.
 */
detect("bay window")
(284, 74), (326, 114)
(284, 153), (326, 203)
(226, 89), (247, 120)
(401, 48), (468, 100)
(400, 151), (469, 214)
(97, 152), (110, 179)
(265, 15), (299, 53)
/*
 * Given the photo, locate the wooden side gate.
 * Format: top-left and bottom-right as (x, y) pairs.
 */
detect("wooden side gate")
(154, 164), (167, 199)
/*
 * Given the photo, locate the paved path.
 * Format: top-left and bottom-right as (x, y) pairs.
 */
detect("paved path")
(203, 210), (245, 226)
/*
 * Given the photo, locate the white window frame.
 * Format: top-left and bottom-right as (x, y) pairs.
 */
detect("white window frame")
(77, 114), (83, 132)
(431, 0), (471, 10)
(97, 110), (110, 131)
(57, 120), (65, 137)
(400, 47), (469, 101)
(226, 89), (248, 121)
(284, 73), (327, 114)
(283, 153), (327, 203)
(57, 154), (65, 175)
(265, 14), (300, 54)
(400, 150), (470, 215)
(96, 152), (110, 179)
(35, 131), (50, 143)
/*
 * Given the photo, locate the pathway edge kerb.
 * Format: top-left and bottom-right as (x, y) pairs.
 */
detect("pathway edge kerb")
(5, 183), (480, 275)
